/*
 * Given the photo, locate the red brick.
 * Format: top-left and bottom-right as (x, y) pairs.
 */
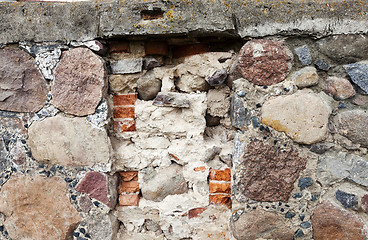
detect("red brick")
(188, 207), (207, 219)
(113, 107), (135, 119)
(118, 181), (139, 194)
(194, 166), (206, 172)
(108, 41), (130, 53)
(114, 120), (136, 132)
(113, 94), (137, 106)
(209, 182), (231, 194)
(145, 41), (169, 56)
(209, 194), (231, 209)
(172, 43), (210, 58)
(119, 171), (138, 181)
(209, 169), (231, 182)
(119, 194), (139, 206)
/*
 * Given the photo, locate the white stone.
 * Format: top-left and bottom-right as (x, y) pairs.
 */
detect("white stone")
(110, 58), (143, 74)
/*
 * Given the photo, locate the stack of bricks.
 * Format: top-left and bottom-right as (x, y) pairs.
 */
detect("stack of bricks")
(118, 171), (140, 206)
(208, 168), (232, 209)
(113, 93), (137, 134)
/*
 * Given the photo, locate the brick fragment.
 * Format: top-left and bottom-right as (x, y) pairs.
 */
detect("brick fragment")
(172, 43), (210, 58)
(108, 41), (130, 53)
(113, 94), (137, 106)
(188, 207), (207, 219)
(113, 107), (135, 119)
(119, 194), (139, 206)
(209, 182), (231, 194)
(194, 166), (206, 172)
(145, 41), (169, 56)
(118, 181), (139, 194)
(209, 169), (231, 182)
(209, 194), (231, 208)
(114, 120), (136, 132)
(119, 171), (138, 181)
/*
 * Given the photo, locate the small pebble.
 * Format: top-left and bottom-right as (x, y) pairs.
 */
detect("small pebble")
(311, 194), (318, 201)
(79, 228), (86, 234)
(338, 102), (345, 109)
(299, 214), (305, 221)
(93, 201), (100, 207)
(256, 103), (262, 108)
(293, 193), (302, 198)
(72, 232), (80, 237)
(298, 177), (313, 190)
(285, 212), (296, 218)
(71, 195), (77, 201)
(300, 221), (312, 229)
(294, 229), (304, 238)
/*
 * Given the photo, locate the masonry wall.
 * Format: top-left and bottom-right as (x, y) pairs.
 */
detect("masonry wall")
(1, 1), (368, 240)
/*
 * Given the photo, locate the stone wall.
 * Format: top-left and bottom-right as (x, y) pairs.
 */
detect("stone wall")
(1, 1), (368, 240)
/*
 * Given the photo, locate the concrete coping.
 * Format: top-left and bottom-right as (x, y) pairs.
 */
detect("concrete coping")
(0, 0), (367, 44)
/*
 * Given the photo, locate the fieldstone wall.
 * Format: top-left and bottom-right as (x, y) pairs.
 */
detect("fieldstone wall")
(1, 1), (368, 240)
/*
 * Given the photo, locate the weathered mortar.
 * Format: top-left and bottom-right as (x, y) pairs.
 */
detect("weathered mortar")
(0, 1), (368, 240)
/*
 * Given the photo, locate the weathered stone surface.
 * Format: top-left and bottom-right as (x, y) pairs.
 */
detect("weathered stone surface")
(109, 74), (140, 93)
(237, 39), (293, 86)
(0, 47), (48, 113)
(262, 89), (332, 144)
(231, 208), (294, 240)
(76, 172), (117, 208)
(0, 174), (81, 240)
(294, 45), (312, 66)
(231, 94), (250, 129)
(362, 195), (368, 213)
(298, 177), (313, 190)
(85, 213), (119, 240)
(317, 35), (368, 64)
(28, 115), (111, 168)
(174, 52), (232, 92)
(335, 190), (358, 209)
(345, 61), (368, 94)
(153, 92), (190, 108)
(52, 48), (107, 116)
(143, 57), (161, 70)
(79, 195), (93, 213)
(141, 164), (188, 202)
(334, 109), (368, 147)
(137, 69), (162, 100)
(314, 59), (330, 71)
(110, 58), (143, 74)
(205, 69), (227, 86)
(312, 202), (366, 240)
(325, 76), (356, 100)
(236, 141), (306, 202)
(291, 66), (319, 88)
(317, 151), (368, 187)
(207, 86), (231, 117)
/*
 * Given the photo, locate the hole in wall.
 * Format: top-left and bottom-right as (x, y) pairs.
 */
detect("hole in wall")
(141, 9), (164, 20)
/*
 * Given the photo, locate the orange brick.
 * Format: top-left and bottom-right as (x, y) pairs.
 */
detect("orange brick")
(194, 166), (206, 172)
(145, 41), (169, 56)
(119, 171), (138, 181)
(113, 107), (135, 119)
(172, 43), (210, 58)
(114, 120), (136, 132)
(108, 41), (130, 53)
(118, 181), (139, 194)
(119, 194), (139, 206)
(113, 94), (137, 106)
(209, 182), (231, 194)
(209, 194), (231, 209)
(209, 169), (231, 182)
(188, 207), (207, 219)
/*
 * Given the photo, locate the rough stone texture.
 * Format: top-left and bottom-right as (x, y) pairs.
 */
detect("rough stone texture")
(294, 45), (312, 65)
(205, 69), (228, 86)
(335, 190), (358, 209)
(85, 213), (119, 240)
(231, 93), (250, 129)
(110, 58), (143, 74)
(344, 61), (368, 94)
(0, 174), (81, 240)
(362, 195), (368, 213)
(0, 47), (48, 113)
(291, 66), (319, 88)
(262, 89), (332, 144)
(174, 52), (232, 92)
(317, 35), (368, 64)
(237, 39), (293, 86)
(314, 59), (330, 71)
(28, 115), (111, 169)
(109, 74), (139, 93)
(141, 164), (188, 202)
(312, 202), (366, 240)
(334, 109), (368, 147)
(137, 69), (163, 100)
(207, 86), (231, 117)
(153, 92), (190, 108)
(325, 76), (356, 100)
(231, 208), (294, 240)
(317, 151), (368, 187)
(52, 48), (107, 116)
(236, 141), (306, 202)
(298, 177), (313, 190)
(76, 172), (117, 208)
